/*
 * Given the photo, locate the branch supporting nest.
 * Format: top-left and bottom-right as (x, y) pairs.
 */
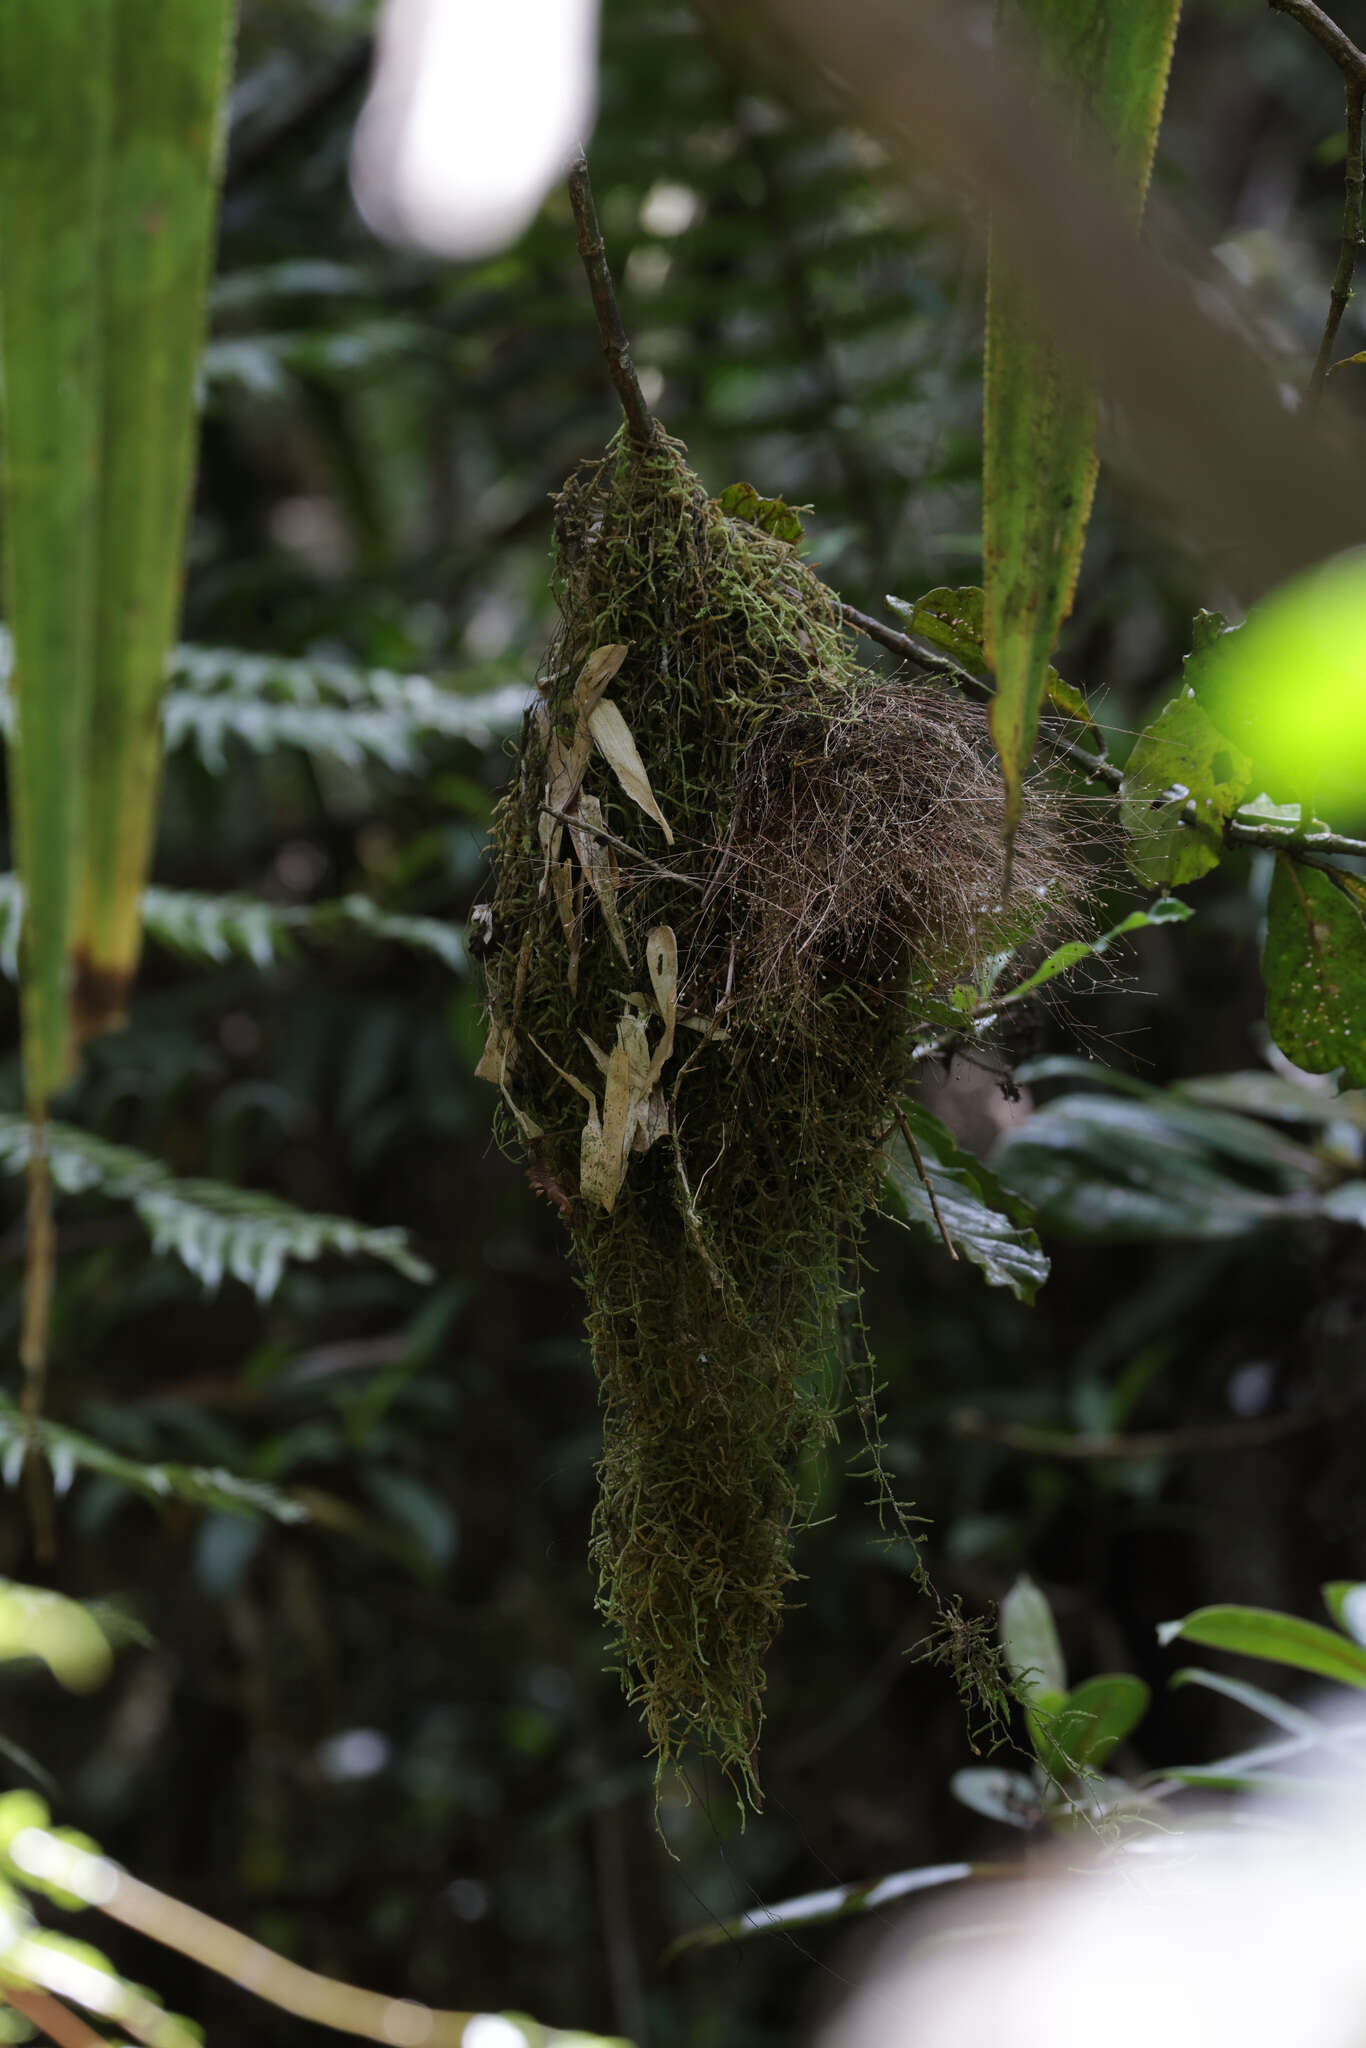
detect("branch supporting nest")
(567, 155), (658, 444)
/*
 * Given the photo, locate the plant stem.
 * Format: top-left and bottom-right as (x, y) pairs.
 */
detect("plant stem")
(1269, 2), (1366, 393)
(19, 1121), (55, 1560)
(2, 1987), (105, 2048)
(1269, 0), (1366, 87)
(953, 1387), (1363, 1459)
(567, 156), (657, 444)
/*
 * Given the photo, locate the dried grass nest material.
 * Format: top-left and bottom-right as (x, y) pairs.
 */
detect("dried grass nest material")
(477, 427), (1087, 1800)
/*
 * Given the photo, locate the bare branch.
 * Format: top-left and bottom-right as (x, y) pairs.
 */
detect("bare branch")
(566, 156), (657, 444)
(953, 1391), (1363, 1461)
(1269, 0), (1366, 87)
(1269, 5), (1366, 394)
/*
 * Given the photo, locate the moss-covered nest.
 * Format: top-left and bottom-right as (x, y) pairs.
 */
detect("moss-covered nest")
(478, 426), (1082, 1800)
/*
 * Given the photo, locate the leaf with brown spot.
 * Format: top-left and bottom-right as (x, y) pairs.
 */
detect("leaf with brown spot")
(1263, 856), (1366, 1086)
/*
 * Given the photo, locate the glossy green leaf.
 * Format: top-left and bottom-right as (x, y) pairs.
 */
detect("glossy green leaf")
(1120, 693), (1254, 889)
(1157, 1604), (1366, 1689)
(949, 1767), (1040, 1829)
(1174, 1070), (1364, 1129)
(665, 1858), (988, 1957)
(984, 0), (1181, 863)
(1168, 1666), (1339, 1744)
(1322, 1581), (1366, 1646)
(1262, 856), (1366, 1085)
(884, 1101), (1049, 1301)
(1059, 1672), (1151, 1772)
(1000, 1573), (1067, 1699)
(992, 1102), (1278, 1240)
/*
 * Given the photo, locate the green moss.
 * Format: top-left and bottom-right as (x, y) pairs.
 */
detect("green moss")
(481, 429), (1078, 1800)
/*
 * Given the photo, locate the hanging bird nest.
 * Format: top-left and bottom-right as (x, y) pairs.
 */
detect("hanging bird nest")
(476, 417), (1087, 1802)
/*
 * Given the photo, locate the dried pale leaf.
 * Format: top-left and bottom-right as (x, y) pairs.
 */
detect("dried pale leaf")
(574, 793), (631, 966)
(579, 1012), (659, 1211)
(589, 698), (675, 845)
(583, 1035), (633, 1212)
(580, 1031), (610, 1075)
(505, 1095), (544, 1142)
(550, 859), (575, 944)
(645, 924), (678, 1086)
(528, 1033), (597, 1108)
(633, 1085), (670, 1153)
(573, 642), (630, 714)
(474, 1016), (513, 1085)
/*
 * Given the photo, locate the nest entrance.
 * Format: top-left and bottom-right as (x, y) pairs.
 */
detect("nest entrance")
(479, 427), (1079, 1800)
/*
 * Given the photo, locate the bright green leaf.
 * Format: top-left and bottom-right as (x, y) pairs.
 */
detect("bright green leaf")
(1120, 693), (1254, 889)
(1060, 1672), (1151, 1772)
(1001, 897), (1190, 1002)
(1157, 1603), (1366, 1689)
(1323, 1581), (1366, 1646)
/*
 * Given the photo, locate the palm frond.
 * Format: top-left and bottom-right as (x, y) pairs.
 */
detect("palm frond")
(0, 1116), (432, 1298)
(0, 878), (467, 975)
(0, 1396), (307, 1523)
(141, 886), (467, 972)
(0, 630), (530, 772)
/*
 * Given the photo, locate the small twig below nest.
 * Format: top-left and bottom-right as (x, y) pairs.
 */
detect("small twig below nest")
(891, 1104), (957, 1259)
(567, 155), (657, 444)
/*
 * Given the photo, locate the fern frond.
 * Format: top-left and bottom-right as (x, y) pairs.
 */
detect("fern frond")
(0, 629), (530, 771)
(0, 1396), (307, 1523)
(0, 1117), (432, 1299)
(140, 886), (467, 972)
(0, 878), (465, 975)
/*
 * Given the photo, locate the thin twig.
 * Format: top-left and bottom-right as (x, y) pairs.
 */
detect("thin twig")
(952, 1390), (1363, 1461)
(840, 602), (1121, 787)
(567, 156), (657, 444)
(1269, 0), (1366, 87)
(1315, 79), (1364, 391)
(1269, 4), (1366, 393)
(892, 1104), (958, 1259)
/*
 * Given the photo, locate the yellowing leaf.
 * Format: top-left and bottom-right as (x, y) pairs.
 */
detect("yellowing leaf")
(588, 699), (675, 844)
